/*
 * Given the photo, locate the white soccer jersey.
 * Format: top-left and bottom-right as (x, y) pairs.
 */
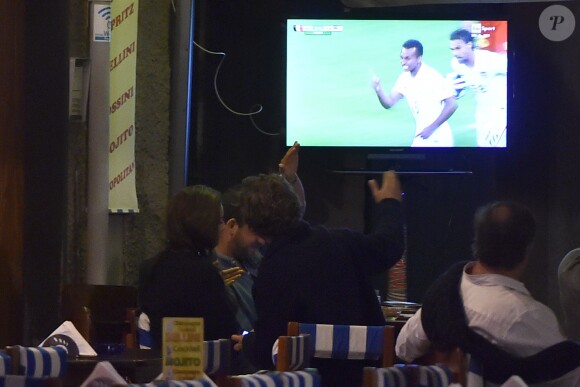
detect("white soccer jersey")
(452, 49), (508, 147)
(393, 63), (455, 147)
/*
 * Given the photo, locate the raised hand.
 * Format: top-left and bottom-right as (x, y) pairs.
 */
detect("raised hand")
(367, 170), (402, 203)
(279, 141), (300, 183)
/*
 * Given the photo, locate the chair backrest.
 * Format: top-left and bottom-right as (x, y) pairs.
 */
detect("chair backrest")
(362, 364), (412, 387)
(225, 369), (321, 387)
(203, 339), (231, 379)
(61, 284), (138, 347)
(274, 334), (312, 371)
(0, 351), (12, 375)
(113, 380), (215, 387)
(125, 307), (139, 350)
(5, 346), (67, 378)
(288, 322), (395, 367)
(362, 364), (453, 387)
(416, 365), (454, 387)
(0, 375), (62, 387)
(415, 347), (467, 386)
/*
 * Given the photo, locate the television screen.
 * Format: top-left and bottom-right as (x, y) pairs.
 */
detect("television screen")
(285, 19), (509, 149)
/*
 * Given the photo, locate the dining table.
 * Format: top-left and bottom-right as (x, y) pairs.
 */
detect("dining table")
(63, 348), (162, 386)
(382, 301), (420, 338)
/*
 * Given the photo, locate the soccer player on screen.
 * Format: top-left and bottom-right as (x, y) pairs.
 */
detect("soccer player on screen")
(372, 39), (458, 147)
(449, 28), (507, 147)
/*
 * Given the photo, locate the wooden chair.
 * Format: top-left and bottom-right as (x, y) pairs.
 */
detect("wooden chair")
(5, 346), (67, 378)
(224, 369), (321, 387)
(0, 375), (62, 386)
(118, 308), (152, 350)
(125, 307), (139, 350)
(415, 347), (467, 386)
(0, 350), (11, 375)
(113, 379), (215, 387)
(61, 284), (138, 348)
(361, 347), (466, 387)
(274, 334), (312, 371)
(362, 364), (414, 387)
(362, 363), (454, 387)
(287, 321), (396, 368)
(203, 338), (231, 384)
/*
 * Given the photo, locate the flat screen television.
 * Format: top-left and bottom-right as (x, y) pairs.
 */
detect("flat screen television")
(285, 19), (509, 149)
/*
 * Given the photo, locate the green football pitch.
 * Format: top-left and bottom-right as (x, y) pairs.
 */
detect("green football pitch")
(286, 19), (479, 147)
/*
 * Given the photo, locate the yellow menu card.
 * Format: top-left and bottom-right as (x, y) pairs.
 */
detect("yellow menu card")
(162, 317), (204, 380)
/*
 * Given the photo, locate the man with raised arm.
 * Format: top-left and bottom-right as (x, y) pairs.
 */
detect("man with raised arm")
(213, 141), (305, 332)
(232, 170), (405, 386)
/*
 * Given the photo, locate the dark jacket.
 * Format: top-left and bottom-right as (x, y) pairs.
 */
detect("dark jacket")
(139, 249), (240, 349)
(245, 198), (405, 386)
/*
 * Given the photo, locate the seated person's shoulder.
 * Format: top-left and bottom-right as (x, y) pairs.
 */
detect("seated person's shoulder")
(139, 251), (165, 279)
(559, 248), (580, 276)
(503, 301), (566, 346)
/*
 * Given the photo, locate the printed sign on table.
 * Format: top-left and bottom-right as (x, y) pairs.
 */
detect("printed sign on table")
(162, 317), (204, 380)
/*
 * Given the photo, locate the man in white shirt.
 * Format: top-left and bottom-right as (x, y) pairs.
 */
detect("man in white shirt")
(396, 201), (580, 386)
(372, 39), (457, 147)
(449, 28), (507, 147)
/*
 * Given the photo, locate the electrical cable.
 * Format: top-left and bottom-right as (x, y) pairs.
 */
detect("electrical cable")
(193, 40), (280, 136)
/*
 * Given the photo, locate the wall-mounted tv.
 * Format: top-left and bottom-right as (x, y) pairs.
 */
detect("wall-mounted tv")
(285, 19), (509, 149)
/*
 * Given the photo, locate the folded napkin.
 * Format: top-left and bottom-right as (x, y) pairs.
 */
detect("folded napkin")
(80, 361), (126, 387)
(39, 320), (97, 356)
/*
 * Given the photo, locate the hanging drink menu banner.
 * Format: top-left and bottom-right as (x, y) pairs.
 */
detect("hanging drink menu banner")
(109, 0), (139, 213)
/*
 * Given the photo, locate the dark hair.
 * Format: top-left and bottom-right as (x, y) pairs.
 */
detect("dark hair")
(239, 173), (301, 239)
(450, 28), (473, 44)
(472, 201), (536, 270)
(165, 185), (222, 252)
(402, 39), (423, 57)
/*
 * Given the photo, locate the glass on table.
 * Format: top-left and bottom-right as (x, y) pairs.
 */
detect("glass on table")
(382, 306), (402, 320)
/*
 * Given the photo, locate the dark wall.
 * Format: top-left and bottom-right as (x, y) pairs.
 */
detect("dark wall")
(192, 0), (580, 315)
(190, 0), (346, 192)
(23, 1), (69, 344)
(0, 0), (25, 347)
(492, 2), (580, 310)
(366, 154), (496, 302)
